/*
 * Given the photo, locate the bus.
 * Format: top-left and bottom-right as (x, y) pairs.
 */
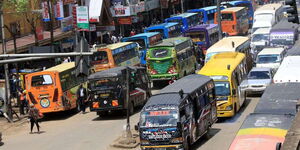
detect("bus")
(269, 19), (298, 49)
(146, 37), (197, 83)
(221, 1), (254, 26)
(25, 62), (86, 113)
(144, 22), (182, 39)
(187, 6), (225, 24)
(185, 24), (219, 55)
(198, 52), (248, 117)
(205, 36), (251, 66)
(90, 42), (140, 73)
(138, 74), (217, 150)
(121, 32), (163, 65)
(214, 7), (249, 36)
(165, 13), (200, 32)
(230, 83), (300, 150)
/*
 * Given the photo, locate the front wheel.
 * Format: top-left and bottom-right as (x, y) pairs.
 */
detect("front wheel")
(183, 138), (190, 150)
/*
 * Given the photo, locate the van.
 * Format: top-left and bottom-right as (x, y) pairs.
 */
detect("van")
(250, 28), (271, 54)
(251, 4), (284, 34)
(255, 47), (285, 71)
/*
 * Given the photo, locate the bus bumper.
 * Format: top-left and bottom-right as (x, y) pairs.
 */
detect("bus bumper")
(150, 74), (178, 81)
(141, 144), (183, 150)
(217, 110), (235, 117)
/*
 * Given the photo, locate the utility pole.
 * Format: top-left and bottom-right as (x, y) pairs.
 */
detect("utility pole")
(125, 66), (131, 137)
(217, 0), (223, 40)
(47, 0), (54, 50)
(0, 10), (13, 122)
(181, 0), (184, 13)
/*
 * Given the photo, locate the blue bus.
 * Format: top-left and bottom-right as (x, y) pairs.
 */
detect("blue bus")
(144, 22), (182, 39)
(164, 13), (200, 32)
(188, 6), (225, 24)
(121, 32), (162, 65)
(221, 1), (254, 25)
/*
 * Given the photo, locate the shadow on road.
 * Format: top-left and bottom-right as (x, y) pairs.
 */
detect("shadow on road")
(40, 110), (78, 122)
(92, 107), (142, 121)
(0, 142), (4, 146)
(191, 128), (221, 150)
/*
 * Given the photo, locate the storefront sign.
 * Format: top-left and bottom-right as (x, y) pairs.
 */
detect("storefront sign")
(36, 27), (44, 41)
(118, 17), (132, 24)
(76, 6), (90, 31)
(111, 5), (131, 17)
(145, 0), (160, 11)
(61, 16), (73, 32)
(42, 2), (50, 22)
(55, 1), (64, 20)
(135, 2), (145, 13)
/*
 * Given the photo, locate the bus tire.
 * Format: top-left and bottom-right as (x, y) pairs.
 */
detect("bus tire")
(184, 137), (190, 150)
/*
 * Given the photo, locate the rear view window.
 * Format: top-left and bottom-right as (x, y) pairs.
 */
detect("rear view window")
(31, 75), (53, 87)
(221, 13), (233, 21)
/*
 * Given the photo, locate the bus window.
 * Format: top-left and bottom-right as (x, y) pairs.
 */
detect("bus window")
(221, 13), (234, 21)
(92, 51), (108, 64)
(187, 32), (206, 42)
(31, 75), (53, 86)
(114, 47), (137, 65)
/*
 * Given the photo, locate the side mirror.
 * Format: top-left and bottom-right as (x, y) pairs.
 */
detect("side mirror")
(177, 122), (182, 129)
(134, 123), (139, 131)
(232, 89), (236, 95)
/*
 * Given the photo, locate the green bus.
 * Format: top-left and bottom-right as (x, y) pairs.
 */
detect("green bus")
(146, 37), (197, 83)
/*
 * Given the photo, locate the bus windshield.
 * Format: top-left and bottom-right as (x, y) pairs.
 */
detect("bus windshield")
(140, 110), (178, 127)
(31, 74), (53, 87)
(252, 34), (269, 42)
(214, 81), (230, 96)
(221, 13), (234, 21)
(128, 39), (146, 50)
(186, 31), (206, 42)
(257, 54), (280, 64)
(151, 49), (170, 58)
(91, 51), (108, 64)
(90, 78), (120, 90)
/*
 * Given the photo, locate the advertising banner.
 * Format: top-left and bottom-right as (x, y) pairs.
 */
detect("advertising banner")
(55, 1), (64, 20)
(76, 6), (90, 31)
(42, 2), (50, 22)
(61, 16), (73, 32)
(111, 5), (131, 17)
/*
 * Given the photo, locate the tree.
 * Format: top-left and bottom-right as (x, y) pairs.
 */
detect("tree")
(4, 0), (42, 46)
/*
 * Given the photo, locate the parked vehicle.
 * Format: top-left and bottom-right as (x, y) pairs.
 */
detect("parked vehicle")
(214, 7), (249, 36)
(90, 42), (140, 73)
(144, 22), (182, 39)
(230, 83), (300, 150)
(184, 24), (219, 56)
(269, 19), (299, 49)
(187, 6), (225, 24)
(273, 56), (300, 83)
(88, 66), (151, 116)
(255, 47), (285, 71)
(121, 32), (163, 65)
(240, 67), (273, 95)
(198, 52), (249, 117)
(137, 74), (217, 150)
(146, 37), (197, 84)
(165, 13), (200, 32)
(250, 28), (271, 55)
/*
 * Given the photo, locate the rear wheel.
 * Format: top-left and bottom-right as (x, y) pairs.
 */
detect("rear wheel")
(98, 111), (108, 117)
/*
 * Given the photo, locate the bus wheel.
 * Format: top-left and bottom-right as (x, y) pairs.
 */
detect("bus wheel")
(184, 137), (190, 150)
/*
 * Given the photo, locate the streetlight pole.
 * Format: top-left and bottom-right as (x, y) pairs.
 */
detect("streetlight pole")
(0, 10), (13, 122)
(217, 0), (223, 40)
(181, 0), (184, 13)
(47, 0), (54, 50)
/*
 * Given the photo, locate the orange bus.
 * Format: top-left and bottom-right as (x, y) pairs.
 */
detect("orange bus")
(90, 42), (140, 73)
(214, 7), (249, 36)
(25, 62), (86, 113)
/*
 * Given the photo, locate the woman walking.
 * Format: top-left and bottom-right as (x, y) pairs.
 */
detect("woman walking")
(28, 104), (42, 134)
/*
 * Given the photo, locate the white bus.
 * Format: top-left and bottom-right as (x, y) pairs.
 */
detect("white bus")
(205, 36), (251, 64)
(273, 56), (300, 83)
(252, 3), (285, 34)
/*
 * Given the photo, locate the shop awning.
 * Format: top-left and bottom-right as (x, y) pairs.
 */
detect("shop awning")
(89, 0), (103, 22)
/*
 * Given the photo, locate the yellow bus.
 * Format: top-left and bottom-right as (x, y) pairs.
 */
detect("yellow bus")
(198, 52), (248, 117)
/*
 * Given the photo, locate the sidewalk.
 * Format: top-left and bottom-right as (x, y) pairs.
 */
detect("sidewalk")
(0, 107), (28, 134)
(0, 29), (73, 54)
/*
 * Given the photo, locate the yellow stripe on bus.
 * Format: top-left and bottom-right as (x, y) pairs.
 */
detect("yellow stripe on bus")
(237, 128), (287, 138)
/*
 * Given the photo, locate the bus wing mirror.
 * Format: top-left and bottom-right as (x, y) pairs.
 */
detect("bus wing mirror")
(232, 89), (236, 95)
(177, 122), (182, 129)
(134, 123), (139, 131)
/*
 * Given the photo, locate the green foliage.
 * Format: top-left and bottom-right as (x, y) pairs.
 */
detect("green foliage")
(4, 0), (31, 13)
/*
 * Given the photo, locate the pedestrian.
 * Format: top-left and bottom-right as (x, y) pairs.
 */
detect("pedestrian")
(28, 104), (42, 134)
(19, 89), (27, 115)
(62, 57), (69, 63)
(130, 29), (136, 36)
(111, 34), (118, 43)
(77, 84), (87, 114)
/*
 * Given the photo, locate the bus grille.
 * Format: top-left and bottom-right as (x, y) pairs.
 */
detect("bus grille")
(152, 60), (171, 74)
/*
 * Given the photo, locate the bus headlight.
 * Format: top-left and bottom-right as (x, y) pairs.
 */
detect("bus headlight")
(94, 95), (98, 99)
(225, 105), (233, 110)
(167, 66), (177, 74)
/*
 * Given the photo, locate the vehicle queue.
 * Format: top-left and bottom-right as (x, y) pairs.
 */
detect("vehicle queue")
(21, 1), (300, 150)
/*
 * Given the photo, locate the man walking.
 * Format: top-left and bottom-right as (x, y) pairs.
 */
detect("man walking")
(28, 104), (41, 134)
(77, 85), (87, 114)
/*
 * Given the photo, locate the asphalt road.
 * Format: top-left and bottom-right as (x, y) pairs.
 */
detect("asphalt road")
(1, 92), (260, 150)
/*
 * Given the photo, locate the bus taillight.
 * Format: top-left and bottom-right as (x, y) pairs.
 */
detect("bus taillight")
(28, 92), (37, 104)
(53, 88), (59, 102)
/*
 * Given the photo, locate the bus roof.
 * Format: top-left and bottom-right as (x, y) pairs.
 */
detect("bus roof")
(104, 42), (135, 50)
(207, 36), (249, 53)
(254, 3), (282, 15)
(169, 12), (198, 19)
(44, 62), (75, 73)
(151, 37), (190, 47)
(252, 28), (271, 35)
(221, 7), (245, 12)
(258, 47), (285, 55)
(188, 6), (223, 14)
(273, 56), (300, 83)
(144, 74), (212, 109)
(88, 66), (143, 79)
(254, 83), (300, 115)
(198, 52), (245, 77)
(224, 0), (252, 5)
(130, 32), (160, 38)
(147, 22), (179, 29)
(186, 24), (218, 32)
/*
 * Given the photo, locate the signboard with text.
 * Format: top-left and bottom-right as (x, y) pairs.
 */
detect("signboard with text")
(61, 16), (73, 32)
(118, 17), (132, 24)
(55, 1), (64, 20)
(42, 2), (50, 22)
(76, 6), (89, 31)
(111, 5), (131, 17)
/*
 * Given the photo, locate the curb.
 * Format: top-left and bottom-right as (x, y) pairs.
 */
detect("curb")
(110, 133), (140, 149)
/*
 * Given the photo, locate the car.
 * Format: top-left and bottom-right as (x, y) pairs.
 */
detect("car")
(240, 67), (273, 95)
